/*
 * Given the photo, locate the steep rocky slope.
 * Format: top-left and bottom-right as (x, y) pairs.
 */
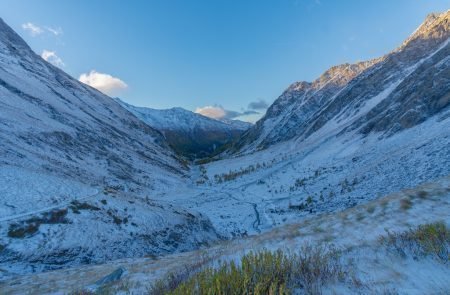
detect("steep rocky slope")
(0, 18), (187, 190)
(117, 99), (250, 159)
(233, 11), (450, 153)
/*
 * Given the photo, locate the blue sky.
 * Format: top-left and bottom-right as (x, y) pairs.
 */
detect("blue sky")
(0, 0), (449, 121)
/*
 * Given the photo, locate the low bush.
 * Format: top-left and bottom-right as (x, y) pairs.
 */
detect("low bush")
(7, 222), (39, 238)
(70, 200), (100, 214)
(7, 208), (69, 238)
(150, 245), (343, 295)
(380, 221), (450, 261)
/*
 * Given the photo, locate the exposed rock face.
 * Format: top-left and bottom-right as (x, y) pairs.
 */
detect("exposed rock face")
(0, 18), (186, 190)
(117, 99), (251, 159)
(233, 11), (450, 153)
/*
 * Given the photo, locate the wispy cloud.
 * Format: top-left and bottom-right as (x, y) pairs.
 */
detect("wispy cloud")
(41, 50), (65, 67)
(79, 70), (128, 95)
(45, 26), (63, 36)
(22, 22), (63, 37)
(22, 22), (44, 36)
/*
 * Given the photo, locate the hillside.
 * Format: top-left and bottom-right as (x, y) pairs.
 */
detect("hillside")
(0, 17), (220, 277)
(116, 99), (250, 159)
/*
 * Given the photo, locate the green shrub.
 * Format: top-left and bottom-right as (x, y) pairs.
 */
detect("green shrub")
(150, 245), (342, 295)
(380, 221), (450, 261)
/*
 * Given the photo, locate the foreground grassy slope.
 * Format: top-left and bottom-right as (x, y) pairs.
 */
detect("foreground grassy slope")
(1, 176), (449, 294)
(151, 222), (449, 295)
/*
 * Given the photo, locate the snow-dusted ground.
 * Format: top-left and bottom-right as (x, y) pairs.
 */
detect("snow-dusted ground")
(153, 109), (450, 239)
(2, 175), (448, 294)
(1, 106), (447, 283)
(0, 172), (219, 278)
(0, 166), (98, 219)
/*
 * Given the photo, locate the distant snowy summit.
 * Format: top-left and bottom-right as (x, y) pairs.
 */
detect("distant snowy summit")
(116, 98), (251, 159)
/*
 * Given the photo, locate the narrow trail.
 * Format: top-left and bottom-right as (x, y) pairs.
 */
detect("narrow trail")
(0, 190), (100, 223)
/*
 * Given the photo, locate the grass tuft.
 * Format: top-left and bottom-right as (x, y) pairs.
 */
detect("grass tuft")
(150, 245), (343, 295)
(380, 221), (450, 261)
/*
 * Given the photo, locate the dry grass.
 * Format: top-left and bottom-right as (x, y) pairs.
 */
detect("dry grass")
(149, 245), (343, 295)
(380, 221), (450, 261)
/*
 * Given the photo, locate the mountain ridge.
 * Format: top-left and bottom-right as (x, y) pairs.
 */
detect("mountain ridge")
(116, 98), (251, 159)
(230, 10), (450, 154)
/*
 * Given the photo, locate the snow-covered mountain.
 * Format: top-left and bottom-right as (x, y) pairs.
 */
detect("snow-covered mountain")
(117, 98), (251, 159)
(0, 18), (220, 276)
(0, 18), (188, 189)
(182, 11), (450, 237)
(232, 11), (450, 153)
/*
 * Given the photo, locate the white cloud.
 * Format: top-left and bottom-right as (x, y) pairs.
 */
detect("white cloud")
(195, 105), (261, 123)
(41, 50), (65, 67)
(195, 106), (227, 119)
(22, 22), (44, 36)
(45, 26), (63, 36)
(79, 70), (128, 95)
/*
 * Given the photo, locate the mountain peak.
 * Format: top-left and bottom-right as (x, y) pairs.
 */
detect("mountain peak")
(401, 9), (449, 50)
(424, 10), (448, 24)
